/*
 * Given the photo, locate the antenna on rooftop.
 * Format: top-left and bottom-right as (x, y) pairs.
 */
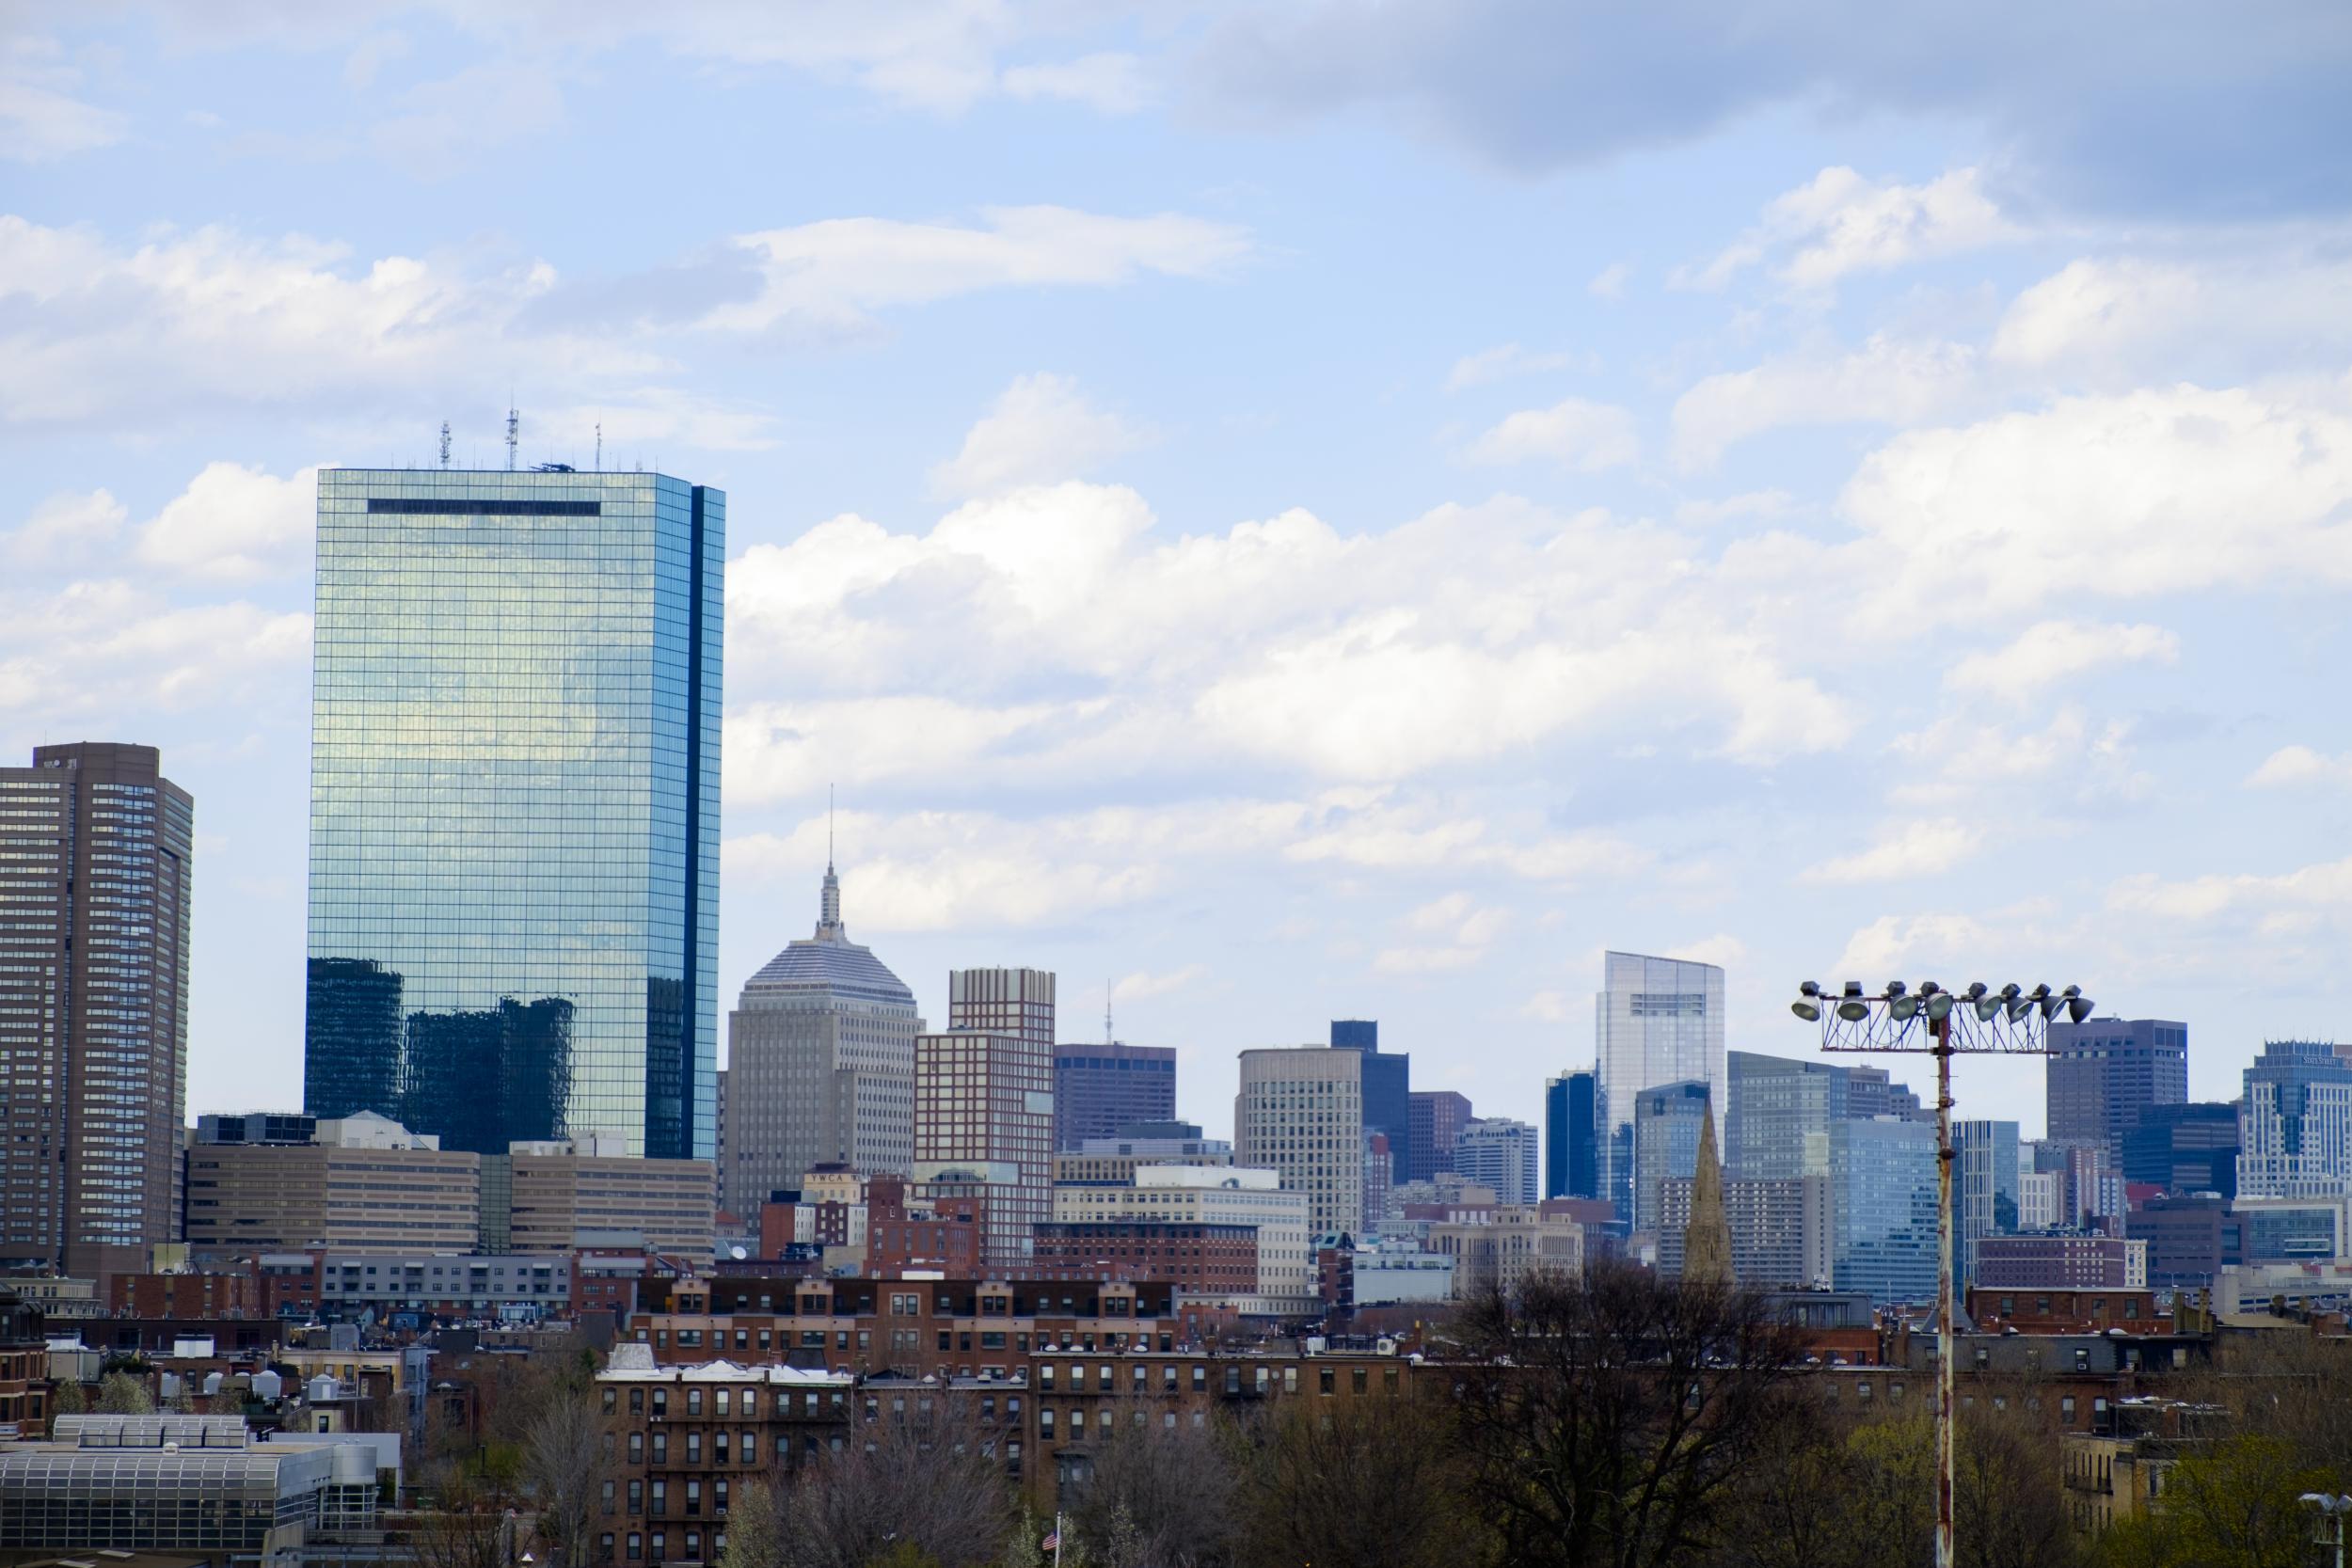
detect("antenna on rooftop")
(1105, 981), (1115, 1045)
(437, 421), (452, 469)
(596, 421), (603, 473)
(505, 401), (519, 471)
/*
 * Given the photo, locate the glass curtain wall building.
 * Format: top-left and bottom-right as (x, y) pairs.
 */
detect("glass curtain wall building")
(1596, 951), (1724, 1223)
(304, 469), (723, 1159)
(1544, 1070), (1597, 1199)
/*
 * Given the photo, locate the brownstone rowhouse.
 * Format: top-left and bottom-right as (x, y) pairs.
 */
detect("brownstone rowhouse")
(0, 742), (192, 1282)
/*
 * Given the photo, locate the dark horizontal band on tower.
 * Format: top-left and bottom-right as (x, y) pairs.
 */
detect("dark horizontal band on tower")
(365, 499), (603, 516)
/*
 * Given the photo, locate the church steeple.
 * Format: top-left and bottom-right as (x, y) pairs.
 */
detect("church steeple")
(1682, 1109), (1734, 1287)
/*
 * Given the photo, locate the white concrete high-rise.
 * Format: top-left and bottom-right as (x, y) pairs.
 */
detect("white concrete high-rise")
(1596, 951), (1725, 1225)
(1234, 1047), (1365, 1237)
(1455, 1117), (1540, 1207)
(722, 860), (919, 1215)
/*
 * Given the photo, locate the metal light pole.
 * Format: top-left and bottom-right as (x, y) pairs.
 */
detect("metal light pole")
(2301, 1493), (2352, 1568)
(1791, 979), (2092, 1568)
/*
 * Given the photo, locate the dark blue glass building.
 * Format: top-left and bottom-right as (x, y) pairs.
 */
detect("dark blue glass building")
(1330, 1020), (1411, 1179)
(1544, 1070), (1597, 1199)
(303, 468), (723, 1159)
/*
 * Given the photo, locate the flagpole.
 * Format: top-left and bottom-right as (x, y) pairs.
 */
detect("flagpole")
(1053, 1512), (1063, 1568)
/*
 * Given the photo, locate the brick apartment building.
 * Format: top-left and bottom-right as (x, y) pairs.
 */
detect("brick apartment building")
(1028, 1221), (1261, 1295)
(632, 1275), (1184, 1379)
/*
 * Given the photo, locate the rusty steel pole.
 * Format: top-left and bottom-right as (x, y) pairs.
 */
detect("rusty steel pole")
(1932, 1012), (1956, 1568)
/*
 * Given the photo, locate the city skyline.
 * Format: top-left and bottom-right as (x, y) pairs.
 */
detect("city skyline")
(7, 8), (2349, 1147)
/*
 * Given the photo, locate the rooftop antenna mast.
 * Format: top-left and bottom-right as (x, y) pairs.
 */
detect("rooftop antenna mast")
(595, 421), (603, 473)
(505, 401), (519, 471)
(437, 420), (452, 469)
(1105, 981), (1115, 1044)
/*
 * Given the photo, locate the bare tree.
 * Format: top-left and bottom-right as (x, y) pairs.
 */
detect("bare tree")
(521, 1382), (606, 1568)
(778, 1395), (1018, 1568)
(407, 1477), (518, 1568)
(1068, 1412), (1238, 1568)
(1449, 1260), (1809, 1568)
(1232, 1394), (1466, 1568)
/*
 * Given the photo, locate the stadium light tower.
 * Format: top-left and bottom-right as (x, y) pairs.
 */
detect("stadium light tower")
(1790, 978), (2093, 1568)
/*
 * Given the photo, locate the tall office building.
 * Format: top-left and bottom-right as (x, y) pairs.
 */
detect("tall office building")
(1725, 1051), (1936, 1305)
(1596, 951), (1724, 1223)
(1456, 1117), (1540, 1206)
(1544, 1070), (1597, 1199)
(914, 968), (1056, 1270)
(2236, 1039), (2352, 1199)
(1408, 1089), (1472, 1183)
(1235, 1046), (1364, 1236)
(1951, 1119), (2020, 1277)
(1330, 1021), (1412, 1178)
(723, 860), (919, 1214)
(2046, 1017), (2187, 1160)
(2122, 1101), (2239, 1198)
(1052, 1041), (1176, 1151)
(304, 468), (723, 1159)
(1630, 1081), (1711, 1234)
(0, 744), (192, 1276)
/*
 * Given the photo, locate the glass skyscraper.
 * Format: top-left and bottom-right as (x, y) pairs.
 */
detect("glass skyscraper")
(303, 468), (723, 1160)
(1595, 951), (1724, 1223)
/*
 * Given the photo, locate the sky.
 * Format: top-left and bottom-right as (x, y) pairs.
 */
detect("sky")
(7, 1), (2352, 1144)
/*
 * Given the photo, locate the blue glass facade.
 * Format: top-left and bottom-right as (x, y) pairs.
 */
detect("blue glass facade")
(1544, 1070), (1597, 1199)
(303, 469), (723, 1159)
(1831, 1117), (1937, 1306)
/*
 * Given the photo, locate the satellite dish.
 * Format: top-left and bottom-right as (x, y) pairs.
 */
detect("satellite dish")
(730, 1245), (748, 1260)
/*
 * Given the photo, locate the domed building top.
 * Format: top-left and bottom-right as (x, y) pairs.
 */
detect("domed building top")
(738, 858), (916, 1009)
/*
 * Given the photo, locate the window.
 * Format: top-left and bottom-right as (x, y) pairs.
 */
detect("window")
(630, 1388), (644, 1414)
(1352, 1368), (1367, 1394)
(628, 1481), (644, 1516)
(716, 1389), (731, 1417)
(688, 1389), (704, 1417)
(651, 1481), (666, 1515)
(1041, 1409), (1056, 1440)
(651, 1432), (666, 1464)
(1319, 1368), (1335, 1394)
(687, 1432), (702, 1462)
(629, 1433), (644, 1464)
(2061, 1396), (2077, 1421)
(603, 1387), (617, 1414)
(743, 1389), (757, 1417)
(602, 1481), (616, 1514)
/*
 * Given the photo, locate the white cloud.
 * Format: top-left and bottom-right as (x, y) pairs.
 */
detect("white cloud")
(730, 485), (1851, 784)
(1672, 334), (1977, 467)
(0, 36), (128, 162)
(1803, 819), (1982, 884)
(1830, 912), (1996, 978)
(135, 462), (319, 581)
(931, 373), (1152, 499)
(2108, 856), (2352, 923)
(2247, 746), (2352, 790)
(0, 209), (1247, 433)
(716, 206), (1251, 337)
(1112, 964), (1208, 1004)
(1668, 934), (1749, 972)
(724, 695), (1080, 807)
(1000, 53), (1152, 113)
(1989, 254), (2352, 375)
(1674, 490), (1795, 529)
(1466, 397), (1639, 470)
(342, 30), (411, 90)
(1945, 619), (2179, 700)
(8, 488), (125, 568)
(1688, 166), (2020, 291)
(1518, 990), (1572, 1022)
(1405, 891), (1511, 946)
(0, 578), (309, 721)
(1841, 383), (2352, 616)
(1588, 261), (1630, 300)
(369, 61), (564, 175)
(1444, 343), (1584, 393)
(1887, 705), (2149, 814)
(1374, 943), (1486, 974)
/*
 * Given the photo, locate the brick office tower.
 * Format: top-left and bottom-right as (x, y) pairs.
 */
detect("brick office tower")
(914, 969), (1057, 1272)
(0, 743), (192, 1278)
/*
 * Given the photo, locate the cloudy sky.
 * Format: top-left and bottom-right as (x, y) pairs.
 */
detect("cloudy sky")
(8, 2), (2351, 1140)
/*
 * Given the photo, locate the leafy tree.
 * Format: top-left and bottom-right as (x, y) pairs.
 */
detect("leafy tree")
(722, 1477), (787, 1568)
(96, 1370), (154, 1415)
(47, 1375), (87, 1433)
(2137, 1433), (2329, 1568)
